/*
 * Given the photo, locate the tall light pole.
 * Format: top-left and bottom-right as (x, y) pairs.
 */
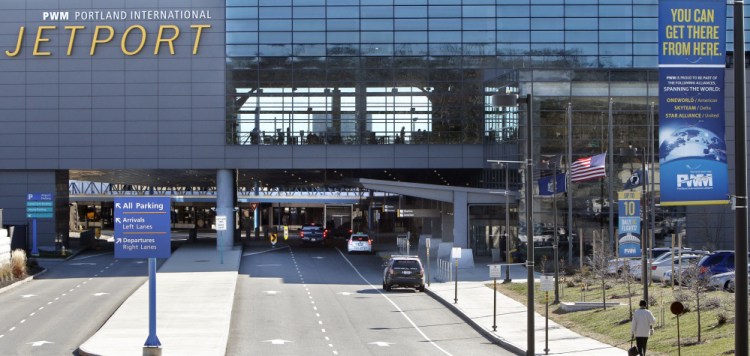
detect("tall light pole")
(492, 93), (534, 356)
(733, 1), (748, 355)
(488, 159), (524, 283)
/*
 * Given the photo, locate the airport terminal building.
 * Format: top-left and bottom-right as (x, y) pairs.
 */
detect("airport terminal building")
(0, 0), (743, 254)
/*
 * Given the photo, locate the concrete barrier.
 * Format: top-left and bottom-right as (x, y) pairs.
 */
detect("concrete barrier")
(0, 229), (10, 269)
(437, 242), (453, 260)
(560, 302), (625, 312)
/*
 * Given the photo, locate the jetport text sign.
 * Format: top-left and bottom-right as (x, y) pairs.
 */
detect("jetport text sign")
(114, 197), (171, 259)
(4, 8), (213, 57)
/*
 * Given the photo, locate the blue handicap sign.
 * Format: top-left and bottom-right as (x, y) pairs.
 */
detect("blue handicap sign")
(114, 197), (171, 259)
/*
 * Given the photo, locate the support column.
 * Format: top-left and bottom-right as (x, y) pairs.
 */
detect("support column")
(452, 191), (468, 248)
(216, 169), (235, 251)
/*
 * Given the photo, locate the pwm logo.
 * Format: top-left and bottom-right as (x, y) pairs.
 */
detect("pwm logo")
(676, 174), (713, 188)
(43, 11), (70, 21)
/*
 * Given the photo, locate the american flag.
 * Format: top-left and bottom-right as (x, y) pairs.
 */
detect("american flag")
(571, 153), (607, 182)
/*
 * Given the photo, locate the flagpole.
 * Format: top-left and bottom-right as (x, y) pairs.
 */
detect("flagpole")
(567, 103), (573, 264)
(553, 163), (560, 304)
(607, 98), (614, 252)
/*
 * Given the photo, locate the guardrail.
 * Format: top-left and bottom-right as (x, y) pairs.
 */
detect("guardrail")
(396, 234), (411, 255)
(435, 258), (453, 282)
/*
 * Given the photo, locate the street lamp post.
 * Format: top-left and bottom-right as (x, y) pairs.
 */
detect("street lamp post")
(492, 93), (534, 356)
(733, 2), (749, 355)
(488, 160), (524, 283)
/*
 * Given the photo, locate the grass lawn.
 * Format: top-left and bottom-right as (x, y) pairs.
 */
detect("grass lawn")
(494, 273), (741, 355)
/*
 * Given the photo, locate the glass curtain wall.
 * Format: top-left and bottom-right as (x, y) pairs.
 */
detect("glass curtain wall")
(225, 0), (663, 146)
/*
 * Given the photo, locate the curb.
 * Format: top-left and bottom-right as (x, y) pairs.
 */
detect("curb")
(424, 286), (526, 356)
(0, 267), (48, 296)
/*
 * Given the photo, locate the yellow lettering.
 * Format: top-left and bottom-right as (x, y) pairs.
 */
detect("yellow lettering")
(65, 26), (84, 56)
(665, 25), (684, 39)
(6, 26), (24, 57)
(695, 9), (714, 23)
(90, 25), (114, 56)
(33, 25), (56, 56)
(154, 25), (179, 55)
(121, 25), (147, 56)
(191, 24), (210, 55)
(663, 41), (691, 56)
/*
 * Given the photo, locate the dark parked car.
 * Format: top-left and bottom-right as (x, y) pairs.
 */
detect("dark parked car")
(299, 224), (328, 246)
(383, 255), (425, 292)
(698, 251), (750, 278)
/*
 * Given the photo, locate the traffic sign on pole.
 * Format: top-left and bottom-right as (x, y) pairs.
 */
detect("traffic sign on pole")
(26, 193), (53, 256)
(114, 197), (171, 259)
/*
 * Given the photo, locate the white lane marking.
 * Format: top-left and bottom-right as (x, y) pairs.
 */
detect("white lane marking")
(38, 307), (44, 311)
(93, 292), (109, 297)
(72, 253), (110, 261)
(29, 313), (35, 317)
(335, 248), (453, 356)
(70, 263), (96, 266)
(321, 329), (326, 333)
(318, 320), (323, 325)
(9, 327), (15, 331)
(369, 341), (395, 347)
(20, 294), (37, 298)
(263, 339), (292, 345)
(264, 291), (279, 295)
(28, 340), (54, 347)
(19, 319), (25, 324)
(337, 292), (352, 296)
(243, 246), (290, 257)
(313, 306), (318, 311)
(0, 334), (4, 338)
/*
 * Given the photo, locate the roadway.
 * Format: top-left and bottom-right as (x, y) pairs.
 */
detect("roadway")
(227, 241), (513, 356)
(0, 251), (154, 356)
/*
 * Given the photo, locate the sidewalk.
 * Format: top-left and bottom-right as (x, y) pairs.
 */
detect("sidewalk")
(79, 243), (242, 356)
(420, 251), (625, 355)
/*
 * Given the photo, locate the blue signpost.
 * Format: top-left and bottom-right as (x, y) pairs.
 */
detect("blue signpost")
(618, 192), (642, 258)
(114, 197), (171, 352)
(26, 193), (54, 256)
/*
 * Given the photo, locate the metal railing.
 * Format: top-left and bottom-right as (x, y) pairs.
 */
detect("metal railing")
(435, 258), (453, 282)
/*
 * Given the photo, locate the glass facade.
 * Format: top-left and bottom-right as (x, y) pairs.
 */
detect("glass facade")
(224, 0), (681, 147)
(222, 0), (744, 249)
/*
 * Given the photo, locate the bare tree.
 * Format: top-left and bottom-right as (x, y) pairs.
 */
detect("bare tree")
(680, 265), (710, 343)
(622, 261), (634, 320)
(589, 247), (613, 310)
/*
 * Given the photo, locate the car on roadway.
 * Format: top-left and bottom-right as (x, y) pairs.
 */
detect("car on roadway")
(383, 255), (425, 292)
(346, 233), (373, 254)
(299, 224), (328, 246)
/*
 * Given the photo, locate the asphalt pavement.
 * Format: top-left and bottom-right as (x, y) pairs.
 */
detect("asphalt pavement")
(74, 234), (626, 355)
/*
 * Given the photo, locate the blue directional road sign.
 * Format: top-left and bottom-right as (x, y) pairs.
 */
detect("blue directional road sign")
(114, 197), (171, 259)
(26, 193), (54, 219)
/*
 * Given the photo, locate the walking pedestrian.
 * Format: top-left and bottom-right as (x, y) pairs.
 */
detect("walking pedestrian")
(631, 299), (656, 355)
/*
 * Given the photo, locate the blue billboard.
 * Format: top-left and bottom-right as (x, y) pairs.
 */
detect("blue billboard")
(114, 197), (171, 259)
(658, 0), (728, 206)
(618, 192), (641, 258)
